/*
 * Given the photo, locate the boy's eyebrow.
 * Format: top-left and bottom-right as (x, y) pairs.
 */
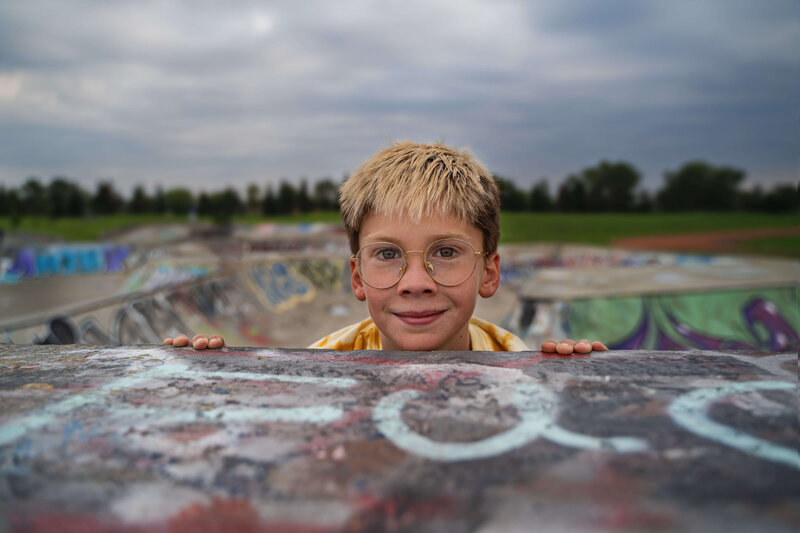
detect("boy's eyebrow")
(362, 232), (476, 246)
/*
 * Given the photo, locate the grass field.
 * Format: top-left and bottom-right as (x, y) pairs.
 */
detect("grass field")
(2, 212), (798, 256)
(498, 212), (798, 244)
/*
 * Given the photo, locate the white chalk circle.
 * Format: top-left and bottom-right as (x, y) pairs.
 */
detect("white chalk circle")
(373, 384), (648, 462)
(668, 381), (799, 470)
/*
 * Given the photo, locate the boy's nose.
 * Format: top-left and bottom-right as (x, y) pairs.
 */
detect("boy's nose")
(397, 253), (437, 294)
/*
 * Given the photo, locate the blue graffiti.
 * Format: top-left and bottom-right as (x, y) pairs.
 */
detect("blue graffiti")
(3, 244), (129, 281)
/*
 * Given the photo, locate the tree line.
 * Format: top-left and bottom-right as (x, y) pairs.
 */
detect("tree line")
(0, 160), (796, 223)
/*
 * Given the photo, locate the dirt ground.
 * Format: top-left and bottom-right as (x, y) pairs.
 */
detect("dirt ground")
(612, 226), (800, 254)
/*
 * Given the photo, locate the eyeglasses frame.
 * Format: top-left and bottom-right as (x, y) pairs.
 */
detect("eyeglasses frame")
(352, 237), (489, 289)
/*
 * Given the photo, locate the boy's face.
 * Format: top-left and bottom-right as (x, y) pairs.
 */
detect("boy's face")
(350, 212), (500, 351)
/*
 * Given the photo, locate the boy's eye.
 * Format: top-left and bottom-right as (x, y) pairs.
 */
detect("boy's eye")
(376, 247), (400, 260)
(430, 245), (460, 259)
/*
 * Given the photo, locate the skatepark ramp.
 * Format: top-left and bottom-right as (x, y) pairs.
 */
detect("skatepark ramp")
(1, 344), (797, 532)
(2, 236), (798, 352)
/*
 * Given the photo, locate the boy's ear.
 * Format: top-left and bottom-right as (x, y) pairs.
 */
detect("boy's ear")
(478, 252), (501, 298)
(350, 257), (367, 301)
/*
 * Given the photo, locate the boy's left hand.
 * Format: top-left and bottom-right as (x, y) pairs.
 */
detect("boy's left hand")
(541, 338), (608, 355)
(163, 334), (225, 350)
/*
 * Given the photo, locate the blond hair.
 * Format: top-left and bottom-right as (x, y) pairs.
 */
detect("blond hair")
(340, 141), (501, 254)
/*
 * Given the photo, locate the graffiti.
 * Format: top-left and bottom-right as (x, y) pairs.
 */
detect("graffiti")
(1, 349), (794, 468)
(123, 263), (210, 293)
(32, 316), (81, 344)
(113, 294), (190, 345)
(669, 381), (800, 470)
(246, 262), (316, 313)
(296, 258), (346, 291)
(2, 244), (130, 281)
(558, 288), (800, 352)
(0, 346), (796, 531)
(0, 361), (357, 448)
(2, 274), (278, 347)
(498, 246), (723, 286)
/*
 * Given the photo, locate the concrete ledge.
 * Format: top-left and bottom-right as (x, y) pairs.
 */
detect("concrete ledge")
(1, 345), (797, 532)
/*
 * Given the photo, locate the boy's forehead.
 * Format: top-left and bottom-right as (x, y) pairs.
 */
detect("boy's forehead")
(359, 211), (482, 245)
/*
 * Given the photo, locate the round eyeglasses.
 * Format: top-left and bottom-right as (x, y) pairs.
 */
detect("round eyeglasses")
(353, 238), (487, 289)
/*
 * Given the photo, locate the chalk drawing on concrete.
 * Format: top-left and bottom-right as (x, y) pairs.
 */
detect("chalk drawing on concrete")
(668, 381), (800, 470)
(373, 383), (648, 462)
(0, 361), (357, 451)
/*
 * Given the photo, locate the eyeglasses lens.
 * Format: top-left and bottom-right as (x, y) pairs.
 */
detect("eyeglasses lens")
(357, 239), (477, 288)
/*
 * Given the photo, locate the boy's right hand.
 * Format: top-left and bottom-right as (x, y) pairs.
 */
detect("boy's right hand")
(541, 338), (608, 355)
(163, 334), (225, 350)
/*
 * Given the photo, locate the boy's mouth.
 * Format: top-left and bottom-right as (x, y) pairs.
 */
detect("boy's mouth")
(393, 310), (445, 326)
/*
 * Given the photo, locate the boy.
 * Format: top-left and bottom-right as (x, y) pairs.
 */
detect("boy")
(166, 142), (606, 354)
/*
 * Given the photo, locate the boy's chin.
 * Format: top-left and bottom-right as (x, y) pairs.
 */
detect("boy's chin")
(384, 334), (467, 352)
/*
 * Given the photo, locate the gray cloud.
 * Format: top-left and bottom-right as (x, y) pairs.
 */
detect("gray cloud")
(0, 0), (797, 195)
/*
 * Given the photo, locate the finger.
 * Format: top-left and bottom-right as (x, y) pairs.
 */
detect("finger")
(556, 339), (575, 355)
(208, 335), (225, 349)
(574, 340), (592, 353)
(592, 341), (609, 351)
(172, 334), (190, 347)
(162, 337), (174, 345)
(541, 340), (558, 353)
(192, 336), (209, 350)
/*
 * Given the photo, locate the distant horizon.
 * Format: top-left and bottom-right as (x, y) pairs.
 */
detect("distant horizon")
(1, 1), (797, 196)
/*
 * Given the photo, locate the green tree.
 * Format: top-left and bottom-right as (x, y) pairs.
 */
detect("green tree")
(277, 181), (296, 214)
(297, 180), (312, 212)
(262, 184), (279, 215)
(21, 177), (48, 215)
(5, 189), (22, 227)
(129, 185), (153, 214)
(207, 188), (243, 223)
(581, 161), (641, 211)
(0, 186), (11, 217)
(197, 192), (211, 217)
(48, 177), (86, 217)
(91, 181), (125, 215)
(739, 185), (765, 211)
(246, 183), (261, 215)
(163, 188), (194, 215)
(760, 183), (799, 213)
(529, 180), (554, 212)
(556, 175), (588, 212)
(494, 175), (527, 211)
(313, 178), (339, 210)
(657, 161), (745, 211)
(153, 186), (166, 214)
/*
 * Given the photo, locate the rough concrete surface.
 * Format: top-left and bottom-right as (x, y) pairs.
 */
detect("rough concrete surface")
(1, 344), (797, 532)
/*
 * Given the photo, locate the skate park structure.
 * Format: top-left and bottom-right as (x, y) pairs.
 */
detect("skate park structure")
(1, 223), (798, 353)
(1, 343), (797, 532)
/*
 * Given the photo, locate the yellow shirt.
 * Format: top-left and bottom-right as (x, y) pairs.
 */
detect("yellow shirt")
(309, 316), (528, 351)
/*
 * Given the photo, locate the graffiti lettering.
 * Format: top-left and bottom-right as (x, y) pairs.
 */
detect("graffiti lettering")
(3, 244), (129, 281)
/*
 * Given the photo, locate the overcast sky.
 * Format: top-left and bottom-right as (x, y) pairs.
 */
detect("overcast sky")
(1, 0), (797, 196)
